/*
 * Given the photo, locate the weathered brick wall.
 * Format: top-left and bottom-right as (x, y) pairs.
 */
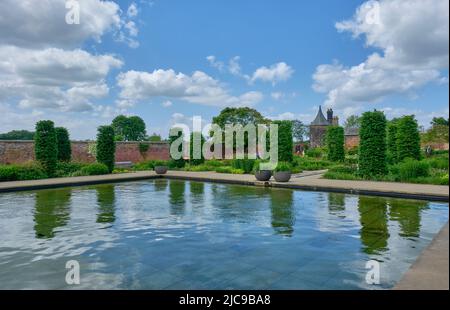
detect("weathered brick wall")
(0, 140), (170, 165)
(345, 135), (360, 149)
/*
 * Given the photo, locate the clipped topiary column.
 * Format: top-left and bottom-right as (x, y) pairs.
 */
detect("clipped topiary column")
(96, 125), (116, 173)
(273, 120), (293, 163)
(359, 110), (387, 177)
(34, 120), (58, 176)
(55, 127), (71, 162)
(386, 120), (399, 164)
(396, 115), (421, 161)
(189, 132), (205, 166)
(326, 126), (345, 162)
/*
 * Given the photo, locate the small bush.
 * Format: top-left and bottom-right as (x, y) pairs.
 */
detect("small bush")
(231, 159), (256, 173)
(0, 163), (47, 182)
(292, 156), (331, 171)
(215, 166), (233, 173)
(204, 160), (224, 167)
(346, 147), (359, 156)
(274, 161), (291, 172)
(133, 161), (155, 171)
(390, 159), (430, 181)
(328, 165), (357, 174)
(424, 156), (449, 170)
(168, 159), (186, 169)
(80, 163), (109, 176)
(153, 160), (168, 167)
(305, 147), (324, 158)
(54, 162), (86, 177)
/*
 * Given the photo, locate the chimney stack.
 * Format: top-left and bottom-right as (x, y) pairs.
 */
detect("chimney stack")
(326, 108), (333, 124)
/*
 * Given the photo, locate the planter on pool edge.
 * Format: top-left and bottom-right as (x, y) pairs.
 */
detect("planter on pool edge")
(254, 170), (272, 181)
(274, 171), (291, 182)
(154, 166), (168, 175)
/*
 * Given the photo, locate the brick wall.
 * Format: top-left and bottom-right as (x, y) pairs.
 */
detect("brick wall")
(0, 140), (170, 165)
(344, 135), (360, 149)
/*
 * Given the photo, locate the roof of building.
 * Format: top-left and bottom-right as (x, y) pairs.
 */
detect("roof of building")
(310, 106), (330, 126)
(344, 127), (359, 136)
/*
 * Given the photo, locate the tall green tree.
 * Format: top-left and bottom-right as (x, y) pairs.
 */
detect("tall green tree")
(212, 107), (268, 127)
(397, 115), (421, 161)
(273, 120), (293, 162)
(55, 127), (71, 162)
(111, 115), (147, 141)
(344, 115), (361, 129)
(431, 117), (449, 126)
(326, 126), (345, 162)
(291, 120), (308, 142)
(168, 127), (185, 168)
(386, 119), (399, 164)
(359, 110), (387, 177)
(0, 130), (35, 140)
(96, 125), (116, 173)
(34, 120), (58, 176)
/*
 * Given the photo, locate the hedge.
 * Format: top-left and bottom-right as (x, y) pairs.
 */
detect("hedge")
(359, 110), (387, 177)
(396, 115), (421, 161)
(326, 126), (345, 162)
(55, 127), (71, 162)
(96, 125), (116, 173)
(386, 120), (398, 164)
(34, 120), (58, 176)
(189, 132), (205, 166)
(273, 120), (293, 162)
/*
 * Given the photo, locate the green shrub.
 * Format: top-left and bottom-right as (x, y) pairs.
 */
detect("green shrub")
(292, 156), (331, 171)
(324, 170), (360, 181)
(168, 159), (186, 169)
(273, 120), (293, 162)
(133, 160), (155, 171)
(386, 120), (398, 164)
(0, 163), (47, 182)
(359, 110), (388, 177)
(328, 165), (357, 174)
(54, 162), (86, 177)
(346, 146), (359, 156)
(215, 166), (233, 173)
(390, 159), (430, 181)
(80, 163), (109, 176)
(424, 155), (449, 170)
(96, 125), (115, 173)
(326, 126), (345, 162)
(274, 161), (291, 172)
(153, 160), (168, 167)
(397, 115), (421, 161)
(231, 168), (245, 174)
(55, 127), (71, 162)
(305, 147), (325, 158)
(345, 154), (359, 165)
(231, 159), (256, 173)
(34, 120), (58, 176)
(204, 160), (224, 167)
(138, 143), (149, 154)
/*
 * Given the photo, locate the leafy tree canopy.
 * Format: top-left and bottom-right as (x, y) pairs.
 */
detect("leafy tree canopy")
(0, 130), (35, 140)
(111, 115), (147, 141)
(431, 117), (449, 127)
(344, 115), (361, 129)
(212, 107), (268, 128)
(291, 120), (308, 142)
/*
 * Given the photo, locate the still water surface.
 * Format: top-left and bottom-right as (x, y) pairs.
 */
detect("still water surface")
(0, 179), (447, 289)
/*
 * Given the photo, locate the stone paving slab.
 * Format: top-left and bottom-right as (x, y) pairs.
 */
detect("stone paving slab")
(394, 222), (449, 290)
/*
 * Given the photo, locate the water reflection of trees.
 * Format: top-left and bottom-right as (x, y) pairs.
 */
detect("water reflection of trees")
(190, 182), (204, 205)
(96, 185), (116, 224)
(169, 180), (186, 215)
(154, 179), (168, 192)
(270, 189), (295, 237)
(358, 196), (389, 254)
(389, 199), (428, 238)
(328, 193), (346, 218)
(34, 189), (72, 239)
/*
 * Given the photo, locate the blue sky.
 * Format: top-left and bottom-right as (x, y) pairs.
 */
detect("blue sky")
(0, 0), (448, 139)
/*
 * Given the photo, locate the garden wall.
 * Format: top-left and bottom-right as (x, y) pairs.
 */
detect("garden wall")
(344, 135), (360, 149)
(0, 140), (170, 165)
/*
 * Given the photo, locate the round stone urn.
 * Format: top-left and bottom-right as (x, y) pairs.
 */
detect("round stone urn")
(273, 171), (291, 182)
(154, 166), (168, 175)
(254, 170), (272, 181)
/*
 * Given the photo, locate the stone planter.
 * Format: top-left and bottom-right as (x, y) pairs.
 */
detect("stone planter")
(254, 170), (272, 181)
(154, 166), (168, 175)
(274, 171), (291, 182)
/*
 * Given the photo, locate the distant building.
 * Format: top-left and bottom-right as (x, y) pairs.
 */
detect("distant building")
(309, 106), (359, 149)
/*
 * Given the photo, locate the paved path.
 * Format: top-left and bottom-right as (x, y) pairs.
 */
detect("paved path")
(394, 222), (449, 290)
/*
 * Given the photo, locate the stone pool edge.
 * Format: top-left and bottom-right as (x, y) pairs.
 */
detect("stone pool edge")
(0, 170), (448, 202)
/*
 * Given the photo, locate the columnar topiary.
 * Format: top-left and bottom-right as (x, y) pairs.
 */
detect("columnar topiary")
(396, 115), (421, 161)
(189, 132), (205, 165)
(386, 120), (398, 164)
(273, 120), (293, 162)
(55, 127), (71, 162)
(168, 127), (185, 168)
(359, 110), (387, 177)
(34, 120), (58, 176)
(96, 125), (116, 173)
(326, 126), (345, 162)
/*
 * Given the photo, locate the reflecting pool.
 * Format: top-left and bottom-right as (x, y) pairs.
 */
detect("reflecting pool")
(0, 179), (447, 289)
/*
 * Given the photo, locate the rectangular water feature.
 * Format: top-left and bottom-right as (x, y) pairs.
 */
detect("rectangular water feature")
(0, 179), (447, 289)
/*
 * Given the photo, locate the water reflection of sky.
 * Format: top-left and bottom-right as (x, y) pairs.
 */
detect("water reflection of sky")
(0, 180), (447, 289)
